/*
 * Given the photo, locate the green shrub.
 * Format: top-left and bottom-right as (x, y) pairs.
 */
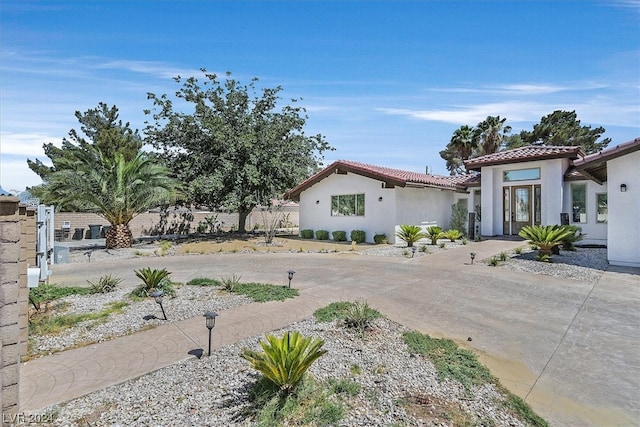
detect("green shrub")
(344, 300), (381, 333)
(29, 284), (92, 306)
(315, 230), (329, 240)
(395, 225), (427, 247)
(332, 230), (347, 241)
(488, 257), (499, 266)
(402, 331), (492, 391)
(518, 225), (574, 260)
(234, 283), (298, 302)
(373, 233), (388, 244)
(499, 251), (508, 261)
(132, 267), (175, 297)
(221, 273), (242, 292)
(439, 242), (445, 249)
(241, 331), (327, 392)
(87, 274), (121, 293)
(186, 277), (220, 287)
(426, 226), (444, 245)
(313, 301), (354, 323)
(300, 229), (314, 239)
(443, 229), (463, 242)
(350, 230), (366, 243)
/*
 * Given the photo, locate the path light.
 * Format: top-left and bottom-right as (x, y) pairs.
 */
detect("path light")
(287, 270), (295, 288)
(151, 290), (167, 320)
(204, 311), (219, 357)
(411, 246), (417, 257)
(470, 252), (476, 265)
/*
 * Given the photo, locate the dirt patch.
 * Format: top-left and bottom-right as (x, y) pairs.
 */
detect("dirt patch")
(177, 235), (372, 255)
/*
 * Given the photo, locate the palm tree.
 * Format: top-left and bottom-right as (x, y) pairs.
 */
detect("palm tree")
(475, 116), (512, 155)
(43, 147), (182, 248)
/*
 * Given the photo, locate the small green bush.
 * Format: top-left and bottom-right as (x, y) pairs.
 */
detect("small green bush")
(241, 331), (327, 392)
(87, 274), (121, 293)
(443, 229), (463, 242)
(315, 230), (329, 240)
(332, 230), (347, 241)
(300, 229), (314, 239)
(426, 226), (444, 245)
(488, 257), (499, 266)
(350, 230), (366, 243)
(221, 273), (242, 292)
(186, 277), (220, 287)
(373, 233), (388, 244)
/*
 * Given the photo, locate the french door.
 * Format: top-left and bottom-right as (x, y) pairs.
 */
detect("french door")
(503, 185), (541, 235)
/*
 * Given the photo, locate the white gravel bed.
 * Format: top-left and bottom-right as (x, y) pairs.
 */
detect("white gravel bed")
(30, 286), (252, 356)
(44, 317), (527, 427)
(500, 247), (608, 284)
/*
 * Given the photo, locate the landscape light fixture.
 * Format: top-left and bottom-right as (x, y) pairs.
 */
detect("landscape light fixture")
(411, 246), (417, 257)
(287, 270), (295, 288)
(470, 252), (476, 265)
(151, 290), (167, 320)
(204, 311), (219, 357)
(620, 184), (627, 192)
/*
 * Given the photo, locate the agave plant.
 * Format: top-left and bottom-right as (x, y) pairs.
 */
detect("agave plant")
(425, 226), (444, 245)
(395, 225), (427, 247)
(443, 229), (463, 242)
(241, 331), (327, 392)
(518, 225), (574, 260)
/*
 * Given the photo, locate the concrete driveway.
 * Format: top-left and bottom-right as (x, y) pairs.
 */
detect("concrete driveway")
(30, 240), (640, 426)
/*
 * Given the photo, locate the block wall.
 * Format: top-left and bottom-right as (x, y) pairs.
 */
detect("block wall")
(0, 196), (35, 415)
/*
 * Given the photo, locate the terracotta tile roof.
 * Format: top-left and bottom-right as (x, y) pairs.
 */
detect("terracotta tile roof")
(464, 145), (584, 171)
(284, 160), (473, 200)
(570, 137), (640, 184)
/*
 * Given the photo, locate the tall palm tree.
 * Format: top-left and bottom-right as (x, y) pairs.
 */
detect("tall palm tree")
(475, 116), (512, 155)
(43, 147), (182, 248)
(450, 125), (477, 160)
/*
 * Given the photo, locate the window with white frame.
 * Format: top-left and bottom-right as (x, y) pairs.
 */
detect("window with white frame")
(596, 193), (607, 223)
(331, 194), (365, 216)
(571, 184), (587, 223)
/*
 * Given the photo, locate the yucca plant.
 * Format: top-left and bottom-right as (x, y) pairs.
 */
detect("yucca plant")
(344, 299), (381, 333)
(443, 229), (463, 242)
(426, 226), (444, 245)
(87, 274), (122, 293)
(395, 225), (427, 247)
(518, 225), (574, 260)
(241, 331), (327, 393)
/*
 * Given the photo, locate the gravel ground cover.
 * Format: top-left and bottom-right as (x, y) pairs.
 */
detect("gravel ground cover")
(44, 317), (530, 427)
(32, 241), (608, 425)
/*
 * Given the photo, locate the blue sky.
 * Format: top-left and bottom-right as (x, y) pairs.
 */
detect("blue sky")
(1, 0), (639, 193)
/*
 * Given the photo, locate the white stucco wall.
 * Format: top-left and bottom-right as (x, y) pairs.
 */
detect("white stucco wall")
(561, 179), (608, 245)
(297, 171), (458, 244)
(297, 172), (397, 243)
(480, 159), (568, 236)
(607, 151), (640, 267)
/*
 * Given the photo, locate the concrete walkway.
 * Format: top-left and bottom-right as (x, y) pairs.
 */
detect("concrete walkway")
(20, 240), (640, 426)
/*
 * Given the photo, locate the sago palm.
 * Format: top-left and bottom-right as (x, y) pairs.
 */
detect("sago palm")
(395, 225), (427, 247)
(42, 146), (182, 248)
(425, 226), (444, 245)
(518, 225), (574, 259)
(241, 331), (327, 393)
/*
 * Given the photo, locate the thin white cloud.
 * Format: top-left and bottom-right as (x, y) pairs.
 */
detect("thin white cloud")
(429, 81), (608, 95)
(0, 133), (60, 157)
(92, 59), (199, 80)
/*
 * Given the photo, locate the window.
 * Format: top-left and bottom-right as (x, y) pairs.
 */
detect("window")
(571, 184), (586, 223)
(331, 194), (365, 216)
(534, 185), (541, 224)
(503, 168), (540, 182)
(596, 193), (607, 223)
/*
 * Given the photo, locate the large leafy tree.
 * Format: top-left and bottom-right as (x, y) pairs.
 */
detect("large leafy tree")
(145, 70), (333, 232)
(40, 147), (182, 248)
(518, 110), (610, 154)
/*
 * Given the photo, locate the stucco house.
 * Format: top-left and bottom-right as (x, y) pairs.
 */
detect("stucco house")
(284, 137), (639, 267)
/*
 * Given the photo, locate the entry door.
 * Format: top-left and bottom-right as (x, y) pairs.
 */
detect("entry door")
(512, 186), (531, 234)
